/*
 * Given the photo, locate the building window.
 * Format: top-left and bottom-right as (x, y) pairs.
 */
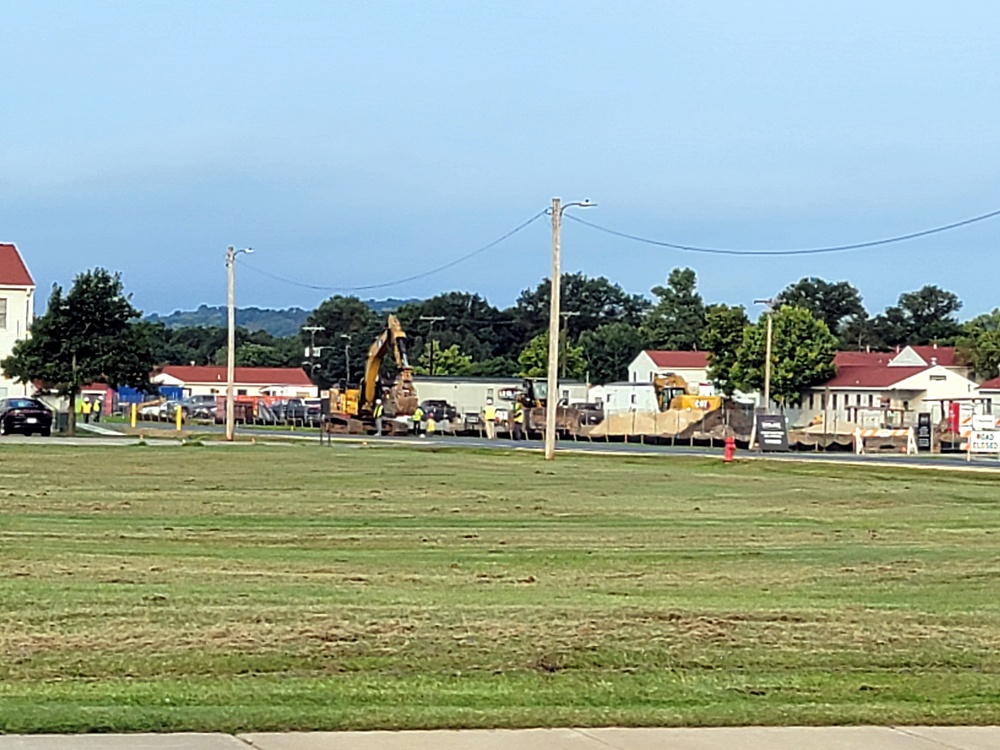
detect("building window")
(808, 393), (814, 410)
(487, 388), (494, 399)
(237, 389), (247, 396)
(832, 394), (838, 410)
(0, 298), (6, 330)
(868, 394), (874, 407)
(930, 375), (946, 382)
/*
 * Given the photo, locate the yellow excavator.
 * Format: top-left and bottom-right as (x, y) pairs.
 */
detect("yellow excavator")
(653, 373), (722, 413)
(328, 314), (418, 433)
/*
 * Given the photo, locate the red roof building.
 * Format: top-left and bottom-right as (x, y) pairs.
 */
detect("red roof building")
(152, 366), (314, 398)
(0, 243), (34, 287)
(0, 243), (36, 398)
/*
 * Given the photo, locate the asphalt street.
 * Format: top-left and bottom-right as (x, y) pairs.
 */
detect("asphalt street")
(8, 420), (998, 473)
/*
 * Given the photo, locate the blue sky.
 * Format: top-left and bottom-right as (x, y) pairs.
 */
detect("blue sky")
(3, 1), (998, 320)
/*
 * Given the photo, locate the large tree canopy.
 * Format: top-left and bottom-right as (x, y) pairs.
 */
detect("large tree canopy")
(580, 322), (647, 385)
(513, 273), (649, 349)
(641, 268), (706, 351)
(731, 305), (837, 408)
(2, 269), (155, 435)
(517, 333), (587, 380)
(700, 303), (749, 396)
(872, 285), (963, 347)
(775, 277), (865, 340)
(395, 292), (516, 363)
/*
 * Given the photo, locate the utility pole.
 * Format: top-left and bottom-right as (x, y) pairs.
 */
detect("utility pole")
(302, 325), (324, 397)
(420, 316), (445, 376)
(754, 298), (774, 413)
(340, 333), (352, 383)
(559, 311), (581, 379)
(545, 198), (596, 461)
(225, 245), (252, 441)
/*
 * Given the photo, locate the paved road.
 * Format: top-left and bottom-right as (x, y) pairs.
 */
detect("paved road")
(4, 424), (1000, 473)
(1, 727), (999, 749)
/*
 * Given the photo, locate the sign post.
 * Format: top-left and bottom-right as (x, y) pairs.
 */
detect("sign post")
(755, 413), (789, 452)
(967, 428), (1000, 461)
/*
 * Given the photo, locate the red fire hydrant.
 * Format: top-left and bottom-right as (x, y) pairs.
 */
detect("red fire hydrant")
(723, 435), (736, 463)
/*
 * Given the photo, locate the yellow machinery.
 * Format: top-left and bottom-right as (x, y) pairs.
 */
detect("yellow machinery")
(653, 373), (722, 413)
(328, 314), (418, 430)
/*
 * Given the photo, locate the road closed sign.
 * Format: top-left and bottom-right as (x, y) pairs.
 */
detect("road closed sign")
(968, 429), (1000, 459)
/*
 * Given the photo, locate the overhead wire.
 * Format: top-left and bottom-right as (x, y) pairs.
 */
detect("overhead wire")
(236, 209), (548, 292)
(563, 206), (1000, 256)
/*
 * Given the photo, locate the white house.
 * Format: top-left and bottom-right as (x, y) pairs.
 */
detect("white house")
(786, 346), (978, 430)
(0, 243), (36, 399)
(152, 366), (314, 399)
(627, 350), (711, 389)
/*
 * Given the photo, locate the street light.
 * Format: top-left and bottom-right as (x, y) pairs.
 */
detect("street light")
(225, 245), (253, 442)
(302, 325), (325, 397)
(545, 197), (596, 461)
(754, 298), (775, 413)
(340, 333), (352, 383)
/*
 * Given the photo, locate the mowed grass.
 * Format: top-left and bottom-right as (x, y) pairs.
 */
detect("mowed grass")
(1, 443), (1000, 732)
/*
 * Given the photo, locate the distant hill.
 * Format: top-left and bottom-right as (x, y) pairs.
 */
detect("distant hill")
(145, 299), (417, 337)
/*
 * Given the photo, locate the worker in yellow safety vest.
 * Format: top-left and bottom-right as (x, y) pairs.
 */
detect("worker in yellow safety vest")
(512, 400), (524, 441)
(482, 398), (496, 439)
(373, 399), (384, 436)
(412, 405), (424, 437)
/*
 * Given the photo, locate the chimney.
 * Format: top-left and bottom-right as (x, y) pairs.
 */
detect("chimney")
(931, 357), (937, 366)
(933, 342), (938, 349)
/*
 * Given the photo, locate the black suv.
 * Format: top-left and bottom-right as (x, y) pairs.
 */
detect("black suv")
(0, 397), (54, 437)
(418, 400), (458, 422)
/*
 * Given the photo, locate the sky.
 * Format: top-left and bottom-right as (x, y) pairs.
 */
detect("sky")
(3, 1), (999, 321)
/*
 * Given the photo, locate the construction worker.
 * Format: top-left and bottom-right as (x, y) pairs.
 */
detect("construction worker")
(412, 404), (424, 437)
(512, 400), (524, 441)
(373, 399), (384, 436)
(81, 398), (92, 424)
(92, 397), (102, 423)
(482, 398), (496, 439)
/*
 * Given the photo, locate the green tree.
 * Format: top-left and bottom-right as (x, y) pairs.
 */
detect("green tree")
(413, 341), (474, 376)
(395, 292), (516, 363)
(700, 303), (749, 396)
(641, 268), (706, 350)
(580, 322), (646, 384)
(775, 277), (865, 340)
(872, 285), (963, 347)
(305, 296), (382, 387)
(2, 269), (155, 435)
(511, 273), (649, 349)
(731, 305), (837, 408)
(517, 333), (587, 379)
(463, 356), (519, 377)
(956, 309), (1000, 379)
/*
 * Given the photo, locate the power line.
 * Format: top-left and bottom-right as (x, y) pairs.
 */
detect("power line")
(236, 209), (548, 293)
(563, 207), (1000, 256)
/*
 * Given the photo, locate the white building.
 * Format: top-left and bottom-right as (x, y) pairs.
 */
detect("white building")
(0, 243), (36, 398)
(786, 346), (978, 430)
(628, 350), (710, 386)
(152, 366), (314, 399)
(588, 382), (660, 414)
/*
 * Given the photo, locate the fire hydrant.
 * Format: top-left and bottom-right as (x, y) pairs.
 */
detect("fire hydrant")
(723, 435), (736, 463)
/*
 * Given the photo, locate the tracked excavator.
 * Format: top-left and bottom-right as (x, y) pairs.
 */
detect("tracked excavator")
(326, 314), (418, 434)
(653, 373), (722, 413)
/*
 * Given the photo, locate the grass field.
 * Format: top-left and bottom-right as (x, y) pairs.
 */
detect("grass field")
(1, 443), (999, 733)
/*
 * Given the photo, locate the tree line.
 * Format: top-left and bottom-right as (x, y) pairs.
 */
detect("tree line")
(5, 268), (1000, 434)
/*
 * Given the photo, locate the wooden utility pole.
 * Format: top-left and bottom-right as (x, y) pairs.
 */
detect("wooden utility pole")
(545, 199), (562, 461)
(420, 316), (445, 375)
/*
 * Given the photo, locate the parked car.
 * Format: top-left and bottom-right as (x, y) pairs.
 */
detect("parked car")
(0, 397), (54, 436)
(272, 398), (306, 422)
(182, 395), (219, 419)
(419, 400), (458, 423)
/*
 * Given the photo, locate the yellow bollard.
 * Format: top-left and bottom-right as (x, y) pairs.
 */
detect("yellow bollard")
(130, 403), (137, 428)
(175, 404), (182, 431)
